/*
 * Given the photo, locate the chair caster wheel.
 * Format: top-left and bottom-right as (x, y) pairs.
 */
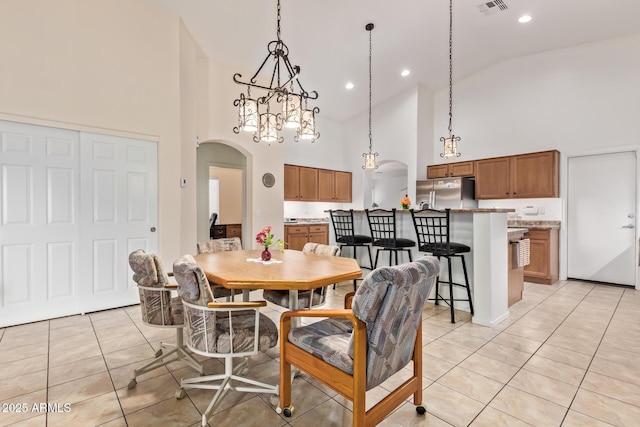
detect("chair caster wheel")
(127, 379), (137, 389)
(175, 389), (186, 399)
(416, 404), (427, 415)
(283, 405), (294, 417)
(155, 349), (163, 358)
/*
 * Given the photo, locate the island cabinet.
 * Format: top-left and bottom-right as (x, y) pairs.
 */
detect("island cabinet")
(285, 224), (329, 251)
(475, 150), (559, 199)
(523, 228), (559, 285)
(284, 165), (318, 201)
(426, 161), (475, 179)
(318, 169), (352, 202)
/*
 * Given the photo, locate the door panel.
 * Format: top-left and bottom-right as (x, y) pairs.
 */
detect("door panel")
(0, 121), (80, 326)
(79, 132), (157, 312)
(567, 151), (636, 286)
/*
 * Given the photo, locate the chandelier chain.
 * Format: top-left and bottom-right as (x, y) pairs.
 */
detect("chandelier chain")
(276, 0), (281, 41)
(448, 0), (453, 135)
(368, 27), (373, 151)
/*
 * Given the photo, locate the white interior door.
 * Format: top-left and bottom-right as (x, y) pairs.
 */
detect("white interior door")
(79, 132), (158, 313)
(0, 121), (80, 326)
(567, 151), (637, 286)
(0, 121), (158, 327)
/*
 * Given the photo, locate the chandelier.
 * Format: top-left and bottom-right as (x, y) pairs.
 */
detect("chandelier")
(362, 23), (378, 170)
(440, 0), (461, 158)
(232, 0), (319, 144)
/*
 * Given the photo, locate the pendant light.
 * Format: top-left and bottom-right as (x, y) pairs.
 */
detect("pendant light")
(362, 23), (378, 170)
(440, 0), (461, 158)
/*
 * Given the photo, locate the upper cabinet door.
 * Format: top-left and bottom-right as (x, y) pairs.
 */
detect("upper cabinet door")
(284, 164), (300, 201)
(334, 171), (352, 202)
(317, 169), (335, 201)
(475, 157), (511, 199)
(511, 151), (559, 198)
(298, 167), (318, 201)
(427, 164), (448, 179)
(449, 161), (475, 177)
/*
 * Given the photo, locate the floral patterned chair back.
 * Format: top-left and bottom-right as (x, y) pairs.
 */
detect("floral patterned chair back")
(262, 242), (341, 309)
(129, 249), (182, 327)
(172, 253), (278, 355)
(197, 237), (242, 254)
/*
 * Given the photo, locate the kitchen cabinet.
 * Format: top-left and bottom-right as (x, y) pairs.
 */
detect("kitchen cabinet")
(211, 224), (242, 244)
(523, 228), (559, 285)
(426, 161), (475, 178)
(318, 169), (352, 202)
(284, 165), (318, 201)
(285, 224), (329, 251)
(475, 150), (559, 199)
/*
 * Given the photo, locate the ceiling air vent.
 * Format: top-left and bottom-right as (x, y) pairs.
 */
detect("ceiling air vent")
(477, 0), (509, 16)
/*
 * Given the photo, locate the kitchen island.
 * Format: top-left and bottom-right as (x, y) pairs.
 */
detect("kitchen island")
(332, 208), (515, 327)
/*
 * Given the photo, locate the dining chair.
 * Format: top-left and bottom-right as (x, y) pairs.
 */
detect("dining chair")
(196, 237), (243, 300)
(365, 208), (416, 267)
(127, 249), (203, 389)
(172, 254), (279, 426)
(262, 242), (341, 308)
(411, 208), (473, 323)
(277, 256), (440, 427)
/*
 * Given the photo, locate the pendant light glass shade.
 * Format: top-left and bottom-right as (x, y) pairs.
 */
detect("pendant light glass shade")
(282, 93), (301, 129)
(259, 112), (279, 144)
(363, 152), (378, 169)
(295, 108), (319, 142)
(441, 135), (461, 158)
(234, 93), (258, 133)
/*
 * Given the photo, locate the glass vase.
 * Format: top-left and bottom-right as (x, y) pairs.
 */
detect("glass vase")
(261, 247), (271, 261)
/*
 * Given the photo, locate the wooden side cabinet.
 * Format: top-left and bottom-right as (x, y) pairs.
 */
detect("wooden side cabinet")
(426, 161), (474, 179)
(318, 170), (352, 202)
(523, 228), (559, 285)
(284, 165), (318, 201)
(285, 224), (329, 251)
(475, 150), (559, 199)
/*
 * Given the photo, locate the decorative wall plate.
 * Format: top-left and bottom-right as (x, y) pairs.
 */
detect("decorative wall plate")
(262, 172), (275, 188)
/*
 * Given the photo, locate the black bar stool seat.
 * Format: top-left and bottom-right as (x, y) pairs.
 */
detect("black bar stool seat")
(365, 208), (415, 268)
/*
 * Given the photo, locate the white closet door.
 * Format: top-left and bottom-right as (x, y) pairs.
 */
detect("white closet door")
(0, 121), (81, 326)
(78, 133), (158, 313)
(0, 121), (158, 327)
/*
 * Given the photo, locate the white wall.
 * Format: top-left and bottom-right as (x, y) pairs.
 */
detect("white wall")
(432, 34), (640, 162)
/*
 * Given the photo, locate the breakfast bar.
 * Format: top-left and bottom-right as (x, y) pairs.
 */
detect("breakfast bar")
(336, 208), (514, 327)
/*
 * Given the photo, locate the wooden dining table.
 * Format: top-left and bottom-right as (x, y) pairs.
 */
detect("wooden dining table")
(194, 249), (362, 310)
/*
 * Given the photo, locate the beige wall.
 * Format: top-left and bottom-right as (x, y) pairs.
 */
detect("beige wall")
(0, 0), (187, 262)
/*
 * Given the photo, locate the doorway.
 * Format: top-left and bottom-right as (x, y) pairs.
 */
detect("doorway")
(567, 151), (637, 287)
(196, 142), (247, 245)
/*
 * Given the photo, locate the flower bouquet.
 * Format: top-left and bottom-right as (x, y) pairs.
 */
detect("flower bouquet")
(255, 226), (285, 261)
(400, 195), (411, 210)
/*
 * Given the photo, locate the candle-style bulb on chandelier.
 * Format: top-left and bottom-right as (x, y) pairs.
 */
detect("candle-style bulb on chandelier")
(362, 23), (378, 170)
(440, 0), (461, 158)
(232, 0), (319, 144)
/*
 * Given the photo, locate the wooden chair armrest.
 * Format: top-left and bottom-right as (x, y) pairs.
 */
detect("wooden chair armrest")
(281, 308), (354, 321)
(167, 271), (174, 277)
(207, 300), (267, 309)
(164, 283), (178, 289)
(344, 292), (356, 309)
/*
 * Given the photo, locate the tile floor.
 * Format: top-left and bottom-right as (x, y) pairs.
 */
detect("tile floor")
(0, 279), (639, 426)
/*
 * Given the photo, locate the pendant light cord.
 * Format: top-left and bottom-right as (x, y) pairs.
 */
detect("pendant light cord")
(277, 0), (281, 41)
(368, 23), (373, 152)
(447, 0), (453, 136)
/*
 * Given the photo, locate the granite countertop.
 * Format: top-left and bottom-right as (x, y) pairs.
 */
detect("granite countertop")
(508, 227), (529, 235)
(284, 218), (329, 225)
(508, 219), (561, 229)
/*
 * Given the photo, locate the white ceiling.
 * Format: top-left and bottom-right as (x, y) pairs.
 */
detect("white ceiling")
(145, 0), (640, 122)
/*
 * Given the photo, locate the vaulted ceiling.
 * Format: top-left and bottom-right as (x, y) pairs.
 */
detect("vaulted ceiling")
(145, 0), (640, 122)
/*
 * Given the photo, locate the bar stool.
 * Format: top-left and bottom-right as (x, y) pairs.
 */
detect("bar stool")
(410, 208), (473, 323)
(329, 209), (373, 290)
(365, 208), (415, 268)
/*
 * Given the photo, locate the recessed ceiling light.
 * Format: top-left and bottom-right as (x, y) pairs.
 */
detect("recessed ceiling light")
(401, 69), (410, 77)
(345, 82), (354, 90)
(518, 15), (532, 23)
